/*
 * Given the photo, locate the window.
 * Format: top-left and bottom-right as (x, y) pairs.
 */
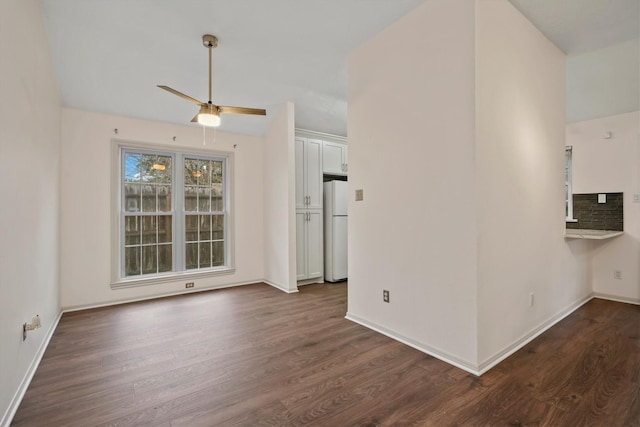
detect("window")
(565, 146), (575, 221)
(118, 146), (230, 283)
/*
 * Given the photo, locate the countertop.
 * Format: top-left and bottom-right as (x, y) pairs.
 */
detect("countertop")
(564, 229), (624, 240)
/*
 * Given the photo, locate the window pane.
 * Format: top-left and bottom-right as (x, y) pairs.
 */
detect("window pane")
(185, 186), (197, 211)
(125, 246), (140, 276)
(158, 215), (172, 243)
(185, 215), (198, 241)
(153, 155), (172, 184)
(124, 184), (141, 212)
(199, 242), (211, 268)
(198, 187), (211, 212)
(124, 153), (141, 182)
(212, 161), (223, 183)
(158, 244), (172, 272)
(184, 159), (198, 185)
(140, 154), (155, 183)
(185, 243), (198, 269)
(142, 246), (157, 274)
(211, 183), (223, 212)
(212, 215), (224, 240)
(142, 216), (157, 244)
(125, 216), (141, 245)
(212, 241), (224, 266)
(199, 215), (211, 241)
(157, 185), (171, 212)
(199, 160), (211, 186)
(142, 185), (156, 212)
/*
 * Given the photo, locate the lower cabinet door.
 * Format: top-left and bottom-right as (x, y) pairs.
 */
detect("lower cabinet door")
(296, 212), (307, 281)
(296, 210), (323, 281)
(306, 211), (323, 279)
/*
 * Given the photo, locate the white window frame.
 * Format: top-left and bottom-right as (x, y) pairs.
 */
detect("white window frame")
(565, 146), (577, 222)
(111, 140), (235, 289)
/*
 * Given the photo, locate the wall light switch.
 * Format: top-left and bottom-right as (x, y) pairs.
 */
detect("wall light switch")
(633, 194), (640, 203)
(355, 189), (364, 201)
(598, 194), (606, 204)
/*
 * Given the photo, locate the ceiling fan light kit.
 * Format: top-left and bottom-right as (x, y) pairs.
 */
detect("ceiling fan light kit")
(158, 34), (266, 128)
(197, 104), (221, 127)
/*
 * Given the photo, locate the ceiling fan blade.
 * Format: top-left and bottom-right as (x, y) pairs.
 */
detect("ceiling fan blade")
(218, 106), (267, 116)
(157, 85), (204, 106)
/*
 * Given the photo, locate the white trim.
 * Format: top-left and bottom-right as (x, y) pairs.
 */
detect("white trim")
(295, 128), (347, 144)
(264, 280), (299, 294)
(594, 292), (640, 305)
(110, 267), (236, 289)
(297, 277), (324, 286)
(345, 312), (480, 375)
(111, 139), (236, 283)
(1, 310), (63, 427)
(65, 280), (263, 312)
(347, 293), (595, 377)
(477, 293), (593, 374)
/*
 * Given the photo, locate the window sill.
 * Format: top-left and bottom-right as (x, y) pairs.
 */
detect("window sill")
(111, 267), (236, 289)
(565, 218), (578, 223)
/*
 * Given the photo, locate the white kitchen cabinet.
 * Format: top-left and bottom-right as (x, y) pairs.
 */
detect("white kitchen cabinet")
(296, 210), (323, 281)
(322, 141), (348, 175)
(295, 138), (323, 210)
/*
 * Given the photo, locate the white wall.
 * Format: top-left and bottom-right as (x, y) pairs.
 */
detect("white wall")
(60, 108), (265, 308)
(475, 0), (592, 368)
(0, 0), (62, 424)
(567, 111), (640, 303)
(348, 0), (597, 372)
(263, 102), (298, 292)
(567, 39), (640, 123)
(347, 0), (479, 368)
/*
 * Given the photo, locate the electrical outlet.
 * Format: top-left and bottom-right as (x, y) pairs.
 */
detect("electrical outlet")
(383, 290), (390, 303)
(185, 282), (195, 288)
(614, 270), (622, 280)
(529, 292), (534, 307)
(355, 189), (364, 201)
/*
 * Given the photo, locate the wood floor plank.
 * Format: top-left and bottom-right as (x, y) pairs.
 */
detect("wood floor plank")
(12, 282), (640, 426)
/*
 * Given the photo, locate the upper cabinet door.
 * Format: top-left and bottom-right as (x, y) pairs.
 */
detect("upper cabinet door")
(295, 138), (323, 210)
(322, 141), (347, 176)
(305, 139), (323, 209)
(295, 138), (306, 209)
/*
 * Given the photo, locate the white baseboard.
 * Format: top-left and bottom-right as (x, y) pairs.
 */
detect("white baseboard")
(345, 312), (480, 375)
(477, 293), (594, 374)
(1, 310), (63, 427)
(297, 277), (324, 286)
(593, 292), (640, 305)
(63, 279), (265, 312)
(264, 280), (299, 294)
(346, 293), (595, 377)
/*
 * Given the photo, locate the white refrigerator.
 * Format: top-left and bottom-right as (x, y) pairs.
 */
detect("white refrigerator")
(324, 181), (348, 282)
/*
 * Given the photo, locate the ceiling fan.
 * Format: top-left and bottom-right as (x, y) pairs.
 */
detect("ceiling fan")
(158, 34), (266, 127)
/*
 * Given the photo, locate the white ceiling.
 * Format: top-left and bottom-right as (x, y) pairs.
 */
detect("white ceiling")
(40, 0), (639, 137)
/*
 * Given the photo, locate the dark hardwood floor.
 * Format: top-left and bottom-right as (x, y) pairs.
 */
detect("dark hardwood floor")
(12, 283), (640, 426)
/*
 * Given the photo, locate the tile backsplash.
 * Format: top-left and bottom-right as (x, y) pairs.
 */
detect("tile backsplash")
(566, 192), (623, 231)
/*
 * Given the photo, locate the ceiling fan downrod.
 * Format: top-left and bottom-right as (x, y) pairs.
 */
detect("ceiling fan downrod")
(202, 34), (218, 104)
